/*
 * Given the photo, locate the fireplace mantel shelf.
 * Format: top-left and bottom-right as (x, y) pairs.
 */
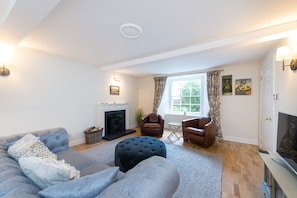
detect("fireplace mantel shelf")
(98, 103), (127, 105)
(98, 103), (128, 110)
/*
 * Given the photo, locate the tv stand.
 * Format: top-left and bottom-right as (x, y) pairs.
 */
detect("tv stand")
(259, 153), (297, 198)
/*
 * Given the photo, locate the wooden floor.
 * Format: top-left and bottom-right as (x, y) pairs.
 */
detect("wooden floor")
(72, 128), (265, 198)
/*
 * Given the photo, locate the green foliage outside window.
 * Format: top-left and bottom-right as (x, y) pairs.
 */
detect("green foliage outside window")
(171, 79), (201, 113)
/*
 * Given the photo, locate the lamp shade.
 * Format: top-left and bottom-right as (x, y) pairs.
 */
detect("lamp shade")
(276, 46), (291, 61)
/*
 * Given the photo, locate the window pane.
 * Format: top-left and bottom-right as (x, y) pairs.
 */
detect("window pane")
(181, 105), (190, 112)
(172, 82), (181, 96)
(191, 80), (200, 87)
(173, 105), (180, 112)
(173, 98), (180, 104)
(169, 76), (204, 114)
(182, 97), (190, 104)
(197, 88), (201, 95)
(191, 97), (199, 103)
(182, 81), (190, 87)
(172, 88), (180, 96)
(191, 87), (199, 95)
(181, 88), (190, 96)
(191, 105), (200, 112)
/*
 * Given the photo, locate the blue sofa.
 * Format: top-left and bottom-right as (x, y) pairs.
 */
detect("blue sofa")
(0, 127), (179, 198)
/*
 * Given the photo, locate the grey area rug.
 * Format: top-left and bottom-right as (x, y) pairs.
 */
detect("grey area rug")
(83, 136), (223, 198)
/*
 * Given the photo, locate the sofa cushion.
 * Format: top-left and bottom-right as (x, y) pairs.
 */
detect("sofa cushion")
(39, 167), (119, 198)
(56, 148), (113, 177)
(19, 157), (80, 189)
(56, 149), (98, 171)
(185, 127), (205, 136)
(143, 123), (161, 128)
(97, 156), (179, 198)
(79, 162), (112, 177)
(7, 134), (57, 161)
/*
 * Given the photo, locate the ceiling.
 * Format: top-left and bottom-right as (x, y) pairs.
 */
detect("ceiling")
(1, 0), (297, 77)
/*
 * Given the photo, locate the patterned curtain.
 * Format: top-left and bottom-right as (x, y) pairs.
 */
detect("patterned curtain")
(207, 70), (223, 141)
(153, 76), (167, 113)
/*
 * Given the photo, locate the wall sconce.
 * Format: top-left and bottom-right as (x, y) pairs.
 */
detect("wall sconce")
(113, 76), (121, 83)
(276, 46), (297, 71)
(0, 66), (10, 76)
(0, 42), (14, 76)
(112, 73), (121, 84)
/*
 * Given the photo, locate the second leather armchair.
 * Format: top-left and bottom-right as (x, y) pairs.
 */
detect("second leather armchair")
(140, 113), (164, 137)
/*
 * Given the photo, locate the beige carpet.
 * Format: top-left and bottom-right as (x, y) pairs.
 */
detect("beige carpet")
(83, 136), (223, 198)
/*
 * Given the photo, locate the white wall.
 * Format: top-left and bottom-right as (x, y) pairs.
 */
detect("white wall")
(0, 47), (139, 145)
(220, 63), (260, 145)
(273, 38), (297, 151)
(274, 41), (297, 116)
(138, 63), (260, 145)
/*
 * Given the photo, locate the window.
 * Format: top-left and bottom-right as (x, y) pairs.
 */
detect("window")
(171, 80), (201, 113)
(158, 73), (208, 116)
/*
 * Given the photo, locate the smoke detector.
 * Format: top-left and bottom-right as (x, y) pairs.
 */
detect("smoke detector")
(120, 23), (143, 39)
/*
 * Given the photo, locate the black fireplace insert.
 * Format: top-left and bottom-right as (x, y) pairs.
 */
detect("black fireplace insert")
(104, 110), (135, 140)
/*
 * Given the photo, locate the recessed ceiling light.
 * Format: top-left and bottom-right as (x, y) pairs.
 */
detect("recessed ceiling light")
(120, 23), (143, 39)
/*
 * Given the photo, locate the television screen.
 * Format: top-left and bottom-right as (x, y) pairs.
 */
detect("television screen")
(276, 112), (297, 175)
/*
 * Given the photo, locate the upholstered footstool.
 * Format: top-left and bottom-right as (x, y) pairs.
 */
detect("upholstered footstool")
(115, 136), (167, 172)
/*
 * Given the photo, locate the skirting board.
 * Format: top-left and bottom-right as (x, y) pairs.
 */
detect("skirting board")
(69, 129), (137, 146)
(223, 135), (258, 145)
(69, 138), (85, 147)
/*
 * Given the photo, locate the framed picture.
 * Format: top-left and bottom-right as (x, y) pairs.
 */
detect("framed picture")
(110, 85), (120, 95)
(235, 78), (252, 95)
(222, 75), (232, 95)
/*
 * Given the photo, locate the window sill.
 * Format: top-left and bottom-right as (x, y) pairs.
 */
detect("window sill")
(164, 113), (199, 128)
(166, 112), (200, 116)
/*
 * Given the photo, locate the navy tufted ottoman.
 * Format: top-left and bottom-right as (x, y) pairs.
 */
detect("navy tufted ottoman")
(115, 136), (167, 172)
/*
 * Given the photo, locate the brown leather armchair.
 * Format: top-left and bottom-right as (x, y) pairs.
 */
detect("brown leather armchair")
(140, 113), (164, 137)
(182, 117), (215, 148)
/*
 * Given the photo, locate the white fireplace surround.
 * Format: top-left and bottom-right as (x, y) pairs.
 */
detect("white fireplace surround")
(97, 103), (129, 136)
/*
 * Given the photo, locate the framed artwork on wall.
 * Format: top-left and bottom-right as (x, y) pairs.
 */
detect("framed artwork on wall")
(110, 85), (120, 95)
(222, 75), (232, 95)
(235, 78), (252, 95)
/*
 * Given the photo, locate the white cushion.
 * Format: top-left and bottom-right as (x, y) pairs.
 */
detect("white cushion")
(33, 140), (57, 159)
(19, 156), (80, 189)
(8, 134), (57, 161)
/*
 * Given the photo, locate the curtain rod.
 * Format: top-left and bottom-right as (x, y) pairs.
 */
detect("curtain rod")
(154, 68), (224, 77)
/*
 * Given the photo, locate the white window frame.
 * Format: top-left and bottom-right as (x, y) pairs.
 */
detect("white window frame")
(165, 73), (207, 116)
